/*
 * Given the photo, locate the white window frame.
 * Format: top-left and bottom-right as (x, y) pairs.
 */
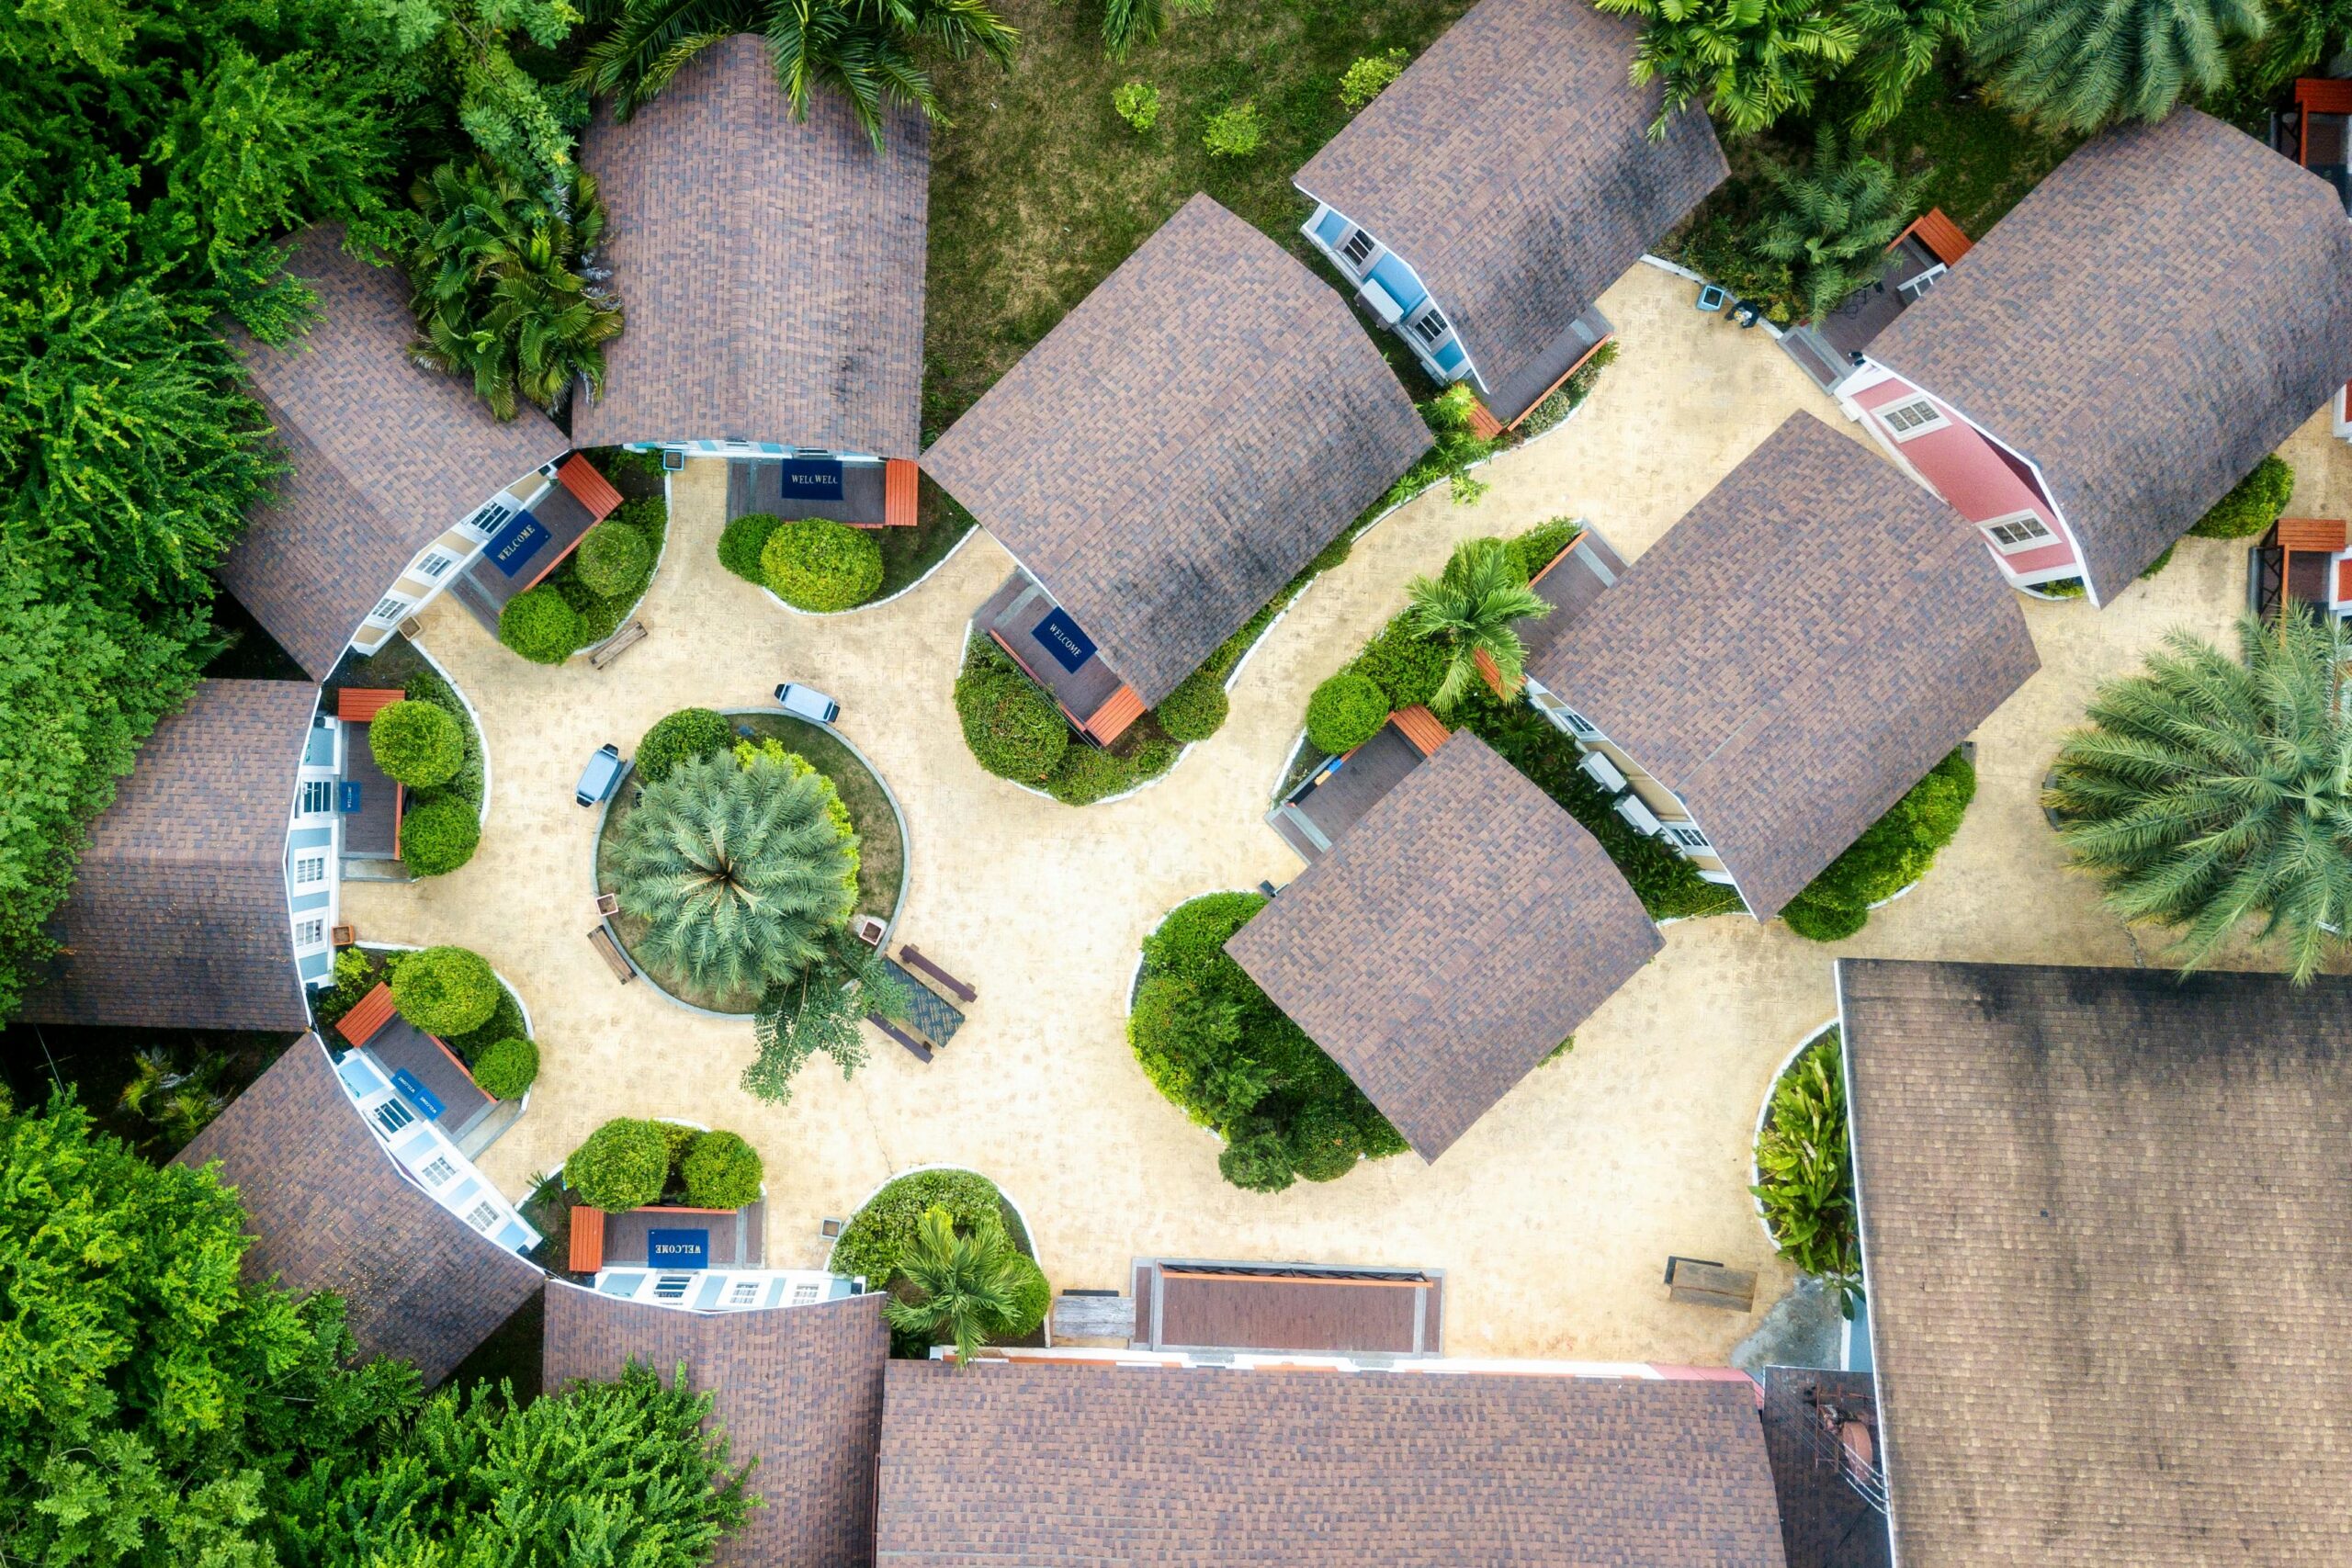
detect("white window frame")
(293, 852), (328, 886)
(1876, 396), (1949, 442)
(367, 594), (413, 627)
(300, 779), (335, 816)
(416, 551), (455, 580)
(1409, 305), (1451, 347)
(1340, 227), (1376, 270)
(456, 501), (513, 543)
(1982, 511), (2057, 555)
(1665, 825), (1713, 851)
(293, 917), (326, 948)
(420, 1156), (457, 1187)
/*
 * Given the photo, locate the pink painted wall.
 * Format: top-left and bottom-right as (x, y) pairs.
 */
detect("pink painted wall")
(1854, 376), (2078, 577)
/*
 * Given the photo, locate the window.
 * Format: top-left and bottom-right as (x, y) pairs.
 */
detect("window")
(1556, 705), (1597, 738)
(301, 779), (334, 815)
(465, 1201), (499, 1233)
(1666, 826), (1712, 850)
(1411, 306), (1451, 345)
(374, 1100), (415, 1135)
(420, 1156), (457, 1186)
(1876, 397), (1947, 441)
(791, 1281), (821, 1305)
(416, 552), (454, 579)
(458, 502), (511, 541)
(1340, 228), (1376, 268)
(654, 1274), (693, 1301)
(1984, 513), (2055, 553)
(729, 1279), (761, 1306)
(368, 595), (411, 626)
(294, 918), (325, 948)
(294, 854), (327, 886)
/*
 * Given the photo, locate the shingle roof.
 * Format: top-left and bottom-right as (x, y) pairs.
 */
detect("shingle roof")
(1527, 413), (2038, 917)
(175, 1036), (545, 1385)
(541, 1283), (888, 1568)
(1836, 958), (2352, 1568)
(1227, 732), (1660, 1160)
(922, 195), (1428, 705)
(1293, 0), (1724, 422)
(876, 1360), (1788, 1565)
(21, 679), (317, 1031)
(221, 227), (568, 676)
(1867, 111), (2352, 601)
(571, 35), (928, 456)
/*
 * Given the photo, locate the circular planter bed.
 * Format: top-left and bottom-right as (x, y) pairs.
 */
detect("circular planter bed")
(826, 1168), (1051, 1353)
(593, 708), (909, 1015)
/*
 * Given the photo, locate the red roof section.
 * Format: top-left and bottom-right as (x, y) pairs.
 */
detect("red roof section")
(555, 453), (624, 521)
(2277, 516), (2348, 551)
(335, 982), (397, 1046)
(883, 458), (919, 528)
(2298, 77), (2352, 113)
(1081, 685), (1147, 744)
(336, 688), (404, 723)
(1894, 208), (1973, 267)
(1391, 705), (1451, 756)
(569, 1204), (606, 1272)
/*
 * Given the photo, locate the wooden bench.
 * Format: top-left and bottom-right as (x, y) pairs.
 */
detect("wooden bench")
(589, 618), (648, 670)
(1664, 1256), (1756, 1313)
(587, 925), (635, 983)
(899, 944), (976, 1003)
(870, 1014), (931, 1062)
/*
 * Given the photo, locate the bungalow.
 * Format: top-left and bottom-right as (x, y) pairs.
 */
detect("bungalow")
(572, 33), (927, 528)
(1291, 0), (1724, 432)
(928, 195), (1428, 743)
(561, 1187), (862, 1313)
(20, 679), (337, 1027)
(1523, 413), (2039, 918)
(1123, 1258), (1445, 1357)
(1227, 733), (1661, 1161)
(1834, 958), (2352, 1566)
(221, 227), (578, 676)
(1841, 111), (2352, 603)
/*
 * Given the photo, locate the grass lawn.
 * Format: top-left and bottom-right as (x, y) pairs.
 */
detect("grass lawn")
(1855, 70), (2084, 237)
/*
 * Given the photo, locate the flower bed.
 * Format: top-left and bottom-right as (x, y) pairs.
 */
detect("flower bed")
(1751, 1026), (1859, 1311)
(829, 1168), (1050, 1355)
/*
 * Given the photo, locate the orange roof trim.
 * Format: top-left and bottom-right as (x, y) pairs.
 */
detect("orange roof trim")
(1893, 208), (1973, 267)
(555, 453), (625, 521)
(568, 1204), (605, 1272)
(2277, 515), (2348, 552)
(883, 458), (920, 528)
(1391, 705), (1451, 757)
(1082, 685), (1148, 745)
(335, 983), (397, 1046)
(2297, 77), (2352, 113)
(335, 688), (405, 723)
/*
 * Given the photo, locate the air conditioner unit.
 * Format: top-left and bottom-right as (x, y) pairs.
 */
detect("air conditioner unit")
(1614, 795), (1663, 836)
(1578, 750), (1628, 794)
(1359, 277), (1408, 325)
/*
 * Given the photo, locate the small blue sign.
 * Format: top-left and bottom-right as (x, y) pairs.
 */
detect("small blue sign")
(778, 457), (844, 497)
(482, 511), (550, 578)
(339, 782), (363, 813)
(390, 1068), (447, 1121)
(1034, 606), (1096, 673)
(647, 1228), (709, 1269)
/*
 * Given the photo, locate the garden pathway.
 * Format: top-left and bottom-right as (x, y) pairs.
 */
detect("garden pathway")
(344, 261), (2287, 1364)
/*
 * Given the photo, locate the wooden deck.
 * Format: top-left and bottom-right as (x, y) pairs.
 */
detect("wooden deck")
(725, 457), (892, 525)
(599, 1200), (767, 1270)
(1132, 1259), (1443, 1356)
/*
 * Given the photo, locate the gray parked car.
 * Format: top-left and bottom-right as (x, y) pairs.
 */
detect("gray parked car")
(575, 742), (627, 807)
(774, 682), (841, 724)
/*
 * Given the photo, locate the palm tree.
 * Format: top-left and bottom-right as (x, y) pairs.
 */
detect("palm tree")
(1843, 0), (1982, 130)
(2046, 613), (2352, 983)
(743, 931), (910, 1102)
(1403, 538), (1551, 714)
(611, 750), (858, 1002)
(882, 1206), (1023, 1367)
(2251, 0), (2352, 91)
(1751, 127), (1930, 323)
(1968, 0), (2263, 134)
(1596, 0), (1860, 139)
(407, 160), (623, 421)
(575, 0), (1018, 148)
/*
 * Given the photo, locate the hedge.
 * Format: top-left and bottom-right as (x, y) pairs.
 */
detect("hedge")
(680, 1131), (763, 1210)
(564, 1118), (672, 1211)
(1508, 517), (1583, 581)
(1044, 739), (1176, 806)
(830, 1168), (1008, 1287)
(398, 798), (481, 877)
(718, 513), (782, 583)
(992, 1252), (1052, 1340)
(470, 1036), (538, 1099)
(955, 643), (1069, 781)
(1153, 670), (1228, 744)
(1781, 750), (1975, 942)
(442, 981), (526, 1064)
(1350, 620), (1447, 711)
(368, 700), (463, 788)
(499, 585), (582, 664)
(1306, 671), (1386, 754)
(636, 707), (733, 784)
(573, 519), (651, 600)
(2188, 454), (2292, 540)
(390, 945), (501, 1036)
(762, 517), (883, 612)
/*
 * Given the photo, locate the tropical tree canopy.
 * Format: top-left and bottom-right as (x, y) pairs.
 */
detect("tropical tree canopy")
(1750, 126), (1930, 322)
(881, 1205), (1025, 1367)
(2252, 0), (2352, 91)
(1596, 0), (1861, 138)
(1968, 0), (2263, 133)
(2046, 613), (2352, 983)
(1403, 537), (1551, 714)
(1842, 0), (1982, 129)
(612, 750), (859, 1000)
(744, 930), (910, 1102)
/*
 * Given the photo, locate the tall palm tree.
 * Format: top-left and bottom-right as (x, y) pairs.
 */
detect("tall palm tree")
(2046, 613), (2352, 983)
(575, 0), (1017, 147)
(2251, 0), (2352, 91)
(611, 750), (857, 1002)
(407, 159), (623, 421)
(1968, 0), (2263, 134)
(1597, 0), (1860, 139)
(882, 1206), (1023, 1367)
(1843, 0), (1981, 130)
(1404, 538), (1551, 714)
(1751, 127), (1930, 323)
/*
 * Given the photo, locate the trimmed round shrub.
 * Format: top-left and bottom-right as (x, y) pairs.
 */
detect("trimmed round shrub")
(1218, 1125), (1296, 1193)
(635, 706), (733, 784)
(564, 1117), (672, 1211)
(1044, 739), (1177, 806)
(1306, 671), (1387, 754)
(989, 1252), (1051, 1339)
(761, 516), (883, 612)
(1154, 670), (1229, 743)
(2189, 453), (2292, 540)
(390, 945), (500, 1036)
(718, 513), (783, 583)
(367, 699), (462, 788)
(1781, 894), (1869, 943)
(470, 1036), (539, 1099)
(1351, 621), (1449, 709)
(499, 584), (582, 664)
(1143, 891), (1264, 986)
(679, 1130), (763, 1210)
(830, 1168), (1008, 1286)
(573, 520), (651, 599)
(1287, 1100), (1363, 1182)
(956, 658), (1069, 781)
(398, 798), (481, 877)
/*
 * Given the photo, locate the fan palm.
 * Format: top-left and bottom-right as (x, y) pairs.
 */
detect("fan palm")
(2045, 613), (2352, 983)
(407, 159), (623, 421)
(882, 1206), (1024, 1367)
(743, 931), (910, 1102)
(1403, 538), (1551, 714)
(1968, 0), (2263, 134)
(1751, 127), (1930, 323)
(612, 750), (858, 1002)
(575, 0), (1017, 147)
(1597, 0), (1860, 139)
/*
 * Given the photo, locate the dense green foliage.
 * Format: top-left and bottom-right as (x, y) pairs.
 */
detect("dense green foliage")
(1113, 79), (1160, 130)
(2253, 0), (2352, 89)
(1752, 1030), (1860, 1308)
(883, 1206), (1028, 1365)
(1404, 536), (1550, 713)
(1782, 750), (1975, 941)
(1339, 47), (1407, 107)
(544, 493), (666, 648)
(367, 699), (464, 787)
(761, 517), (885, 612)
(399, 796), (483, 875)
(830, 1168), (1011, 1286)
(565, 1117), (673, 1211)
(1351, 618), (1449, 711)
(744, 931), (907, 1102)
(1130, 893), (1407, 1193)
(2189, 453), (2293, 540)
(997, 1251), (1052, 1339)
(1970, 0), (2262, 131)
(469, 1035), (540, 1099)
(574, 519), (653, 599)
(2048, 614), (2352, 982)
(1306, 671), (1389, 754)
(499, 584), (583, 664)
(1600, 0), (1860, 136)
(680, 1131), (765, 1209)
(390, 945), (502, 1036)
(1515, 339), (1620, 439)
(636, 707), (734, 784)
(1203, 100), (1264, 155)
(718, 513), (784, 582)
(1507, 517), (1585, 581)
(1154, 670), (1229, 743)
(1750, 127), (1929, 321)
(956, 640), (1073, 782)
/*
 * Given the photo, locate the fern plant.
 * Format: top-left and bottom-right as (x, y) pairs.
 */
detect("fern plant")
(1596, 0), (1860, 138)
(1403, 537), (1551, 713)
(744, 932), (909, 1102)
(1968, 0), (2263, 133)
(1751, 1030), (1860, 1312)
(1751, 126), (1930, 323)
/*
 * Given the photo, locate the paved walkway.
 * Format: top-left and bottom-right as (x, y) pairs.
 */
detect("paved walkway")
(345, 261), (2300, 1363)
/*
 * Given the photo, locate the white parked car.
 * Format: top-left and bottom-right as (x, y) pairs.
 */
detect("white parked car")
(774, 682), (840, 724)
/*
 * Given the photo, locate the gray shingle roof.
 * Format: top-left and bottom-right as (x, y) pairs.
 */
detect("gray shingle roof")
(922, 194), (1428, 705)
(541, 1284), (888, 1568)
(1527, 413), (2039, 917)
(1837, 957), (2352, 1568)
(876, 1360), (1788, 1565)
(571, 34), (929, 456)
(175, 1035), (546, 1385)
(1867, 111), (2352, 601)
(1227, 732), (1661, 1160)
(1294, 0), (1724, 422)
(221, 227), (568, 676)
(21, 679), (318, 1031)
